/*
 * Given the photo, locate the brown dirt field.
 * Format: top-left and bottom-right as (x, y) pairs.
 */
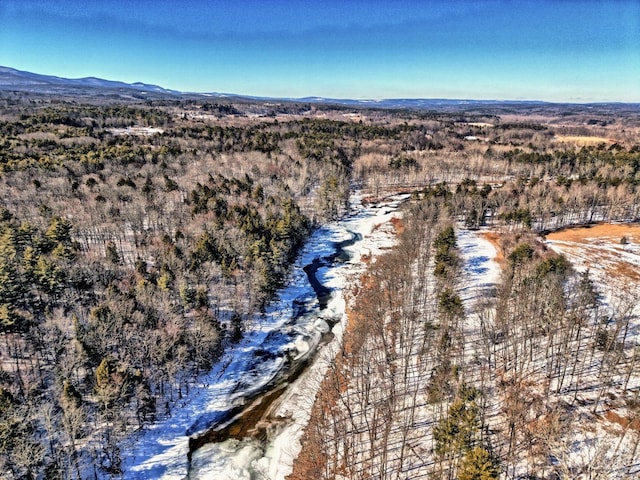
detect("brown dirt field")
(546, 223), (640, 244)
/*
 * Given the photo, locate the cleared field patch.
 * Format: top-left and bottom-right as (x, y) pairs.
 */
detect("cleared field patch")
(546, 223), (640, 283)
(546, 222), (640, 244)
(554, 134), (615, 146)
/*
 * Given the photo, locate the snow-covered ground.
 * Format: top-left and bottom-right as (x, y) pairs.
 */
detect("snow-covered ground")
(457, 228), (501, 309)
(108, 126), (164, 136)
(124, 214), (640, 479)
(501, 225), (640, 477)
(545, 225), (640, 314)
(252, 218), (638, 479)
(462, 227), (640, 478)
(545, 228), (640, 476)
(122, 194), (407, 479)
(289, 225), (502, 479)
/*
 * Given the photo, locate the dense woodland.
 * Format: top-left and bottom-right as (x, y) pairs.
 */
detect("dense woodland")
(0, 91), (638, 478)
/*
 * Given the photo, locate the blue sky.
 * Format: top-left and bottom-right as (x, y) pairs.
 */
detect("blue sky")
(1, 1), (639, 102)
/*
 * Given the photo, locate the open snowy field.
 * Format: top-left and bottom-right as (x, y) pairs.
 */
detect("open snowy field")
(546, 223), (640, 301)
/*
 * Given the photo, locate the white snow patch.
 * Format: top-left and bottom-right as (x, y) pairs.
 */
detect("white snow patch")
(457, 228), (500, 299)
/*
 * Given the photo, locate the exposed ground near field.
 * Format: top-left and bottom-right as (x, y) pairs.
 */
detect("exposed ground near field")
(546, 223), (640, 285)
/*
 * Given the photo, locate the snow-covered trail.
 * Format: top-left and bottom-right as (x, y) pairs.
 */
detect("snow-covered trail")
(456, 228), (502, 398)
(456, 227), (502, 378)
(457, 228), (501, 309)
(456, 228), (501, 370)
(122, 194), (407, 479)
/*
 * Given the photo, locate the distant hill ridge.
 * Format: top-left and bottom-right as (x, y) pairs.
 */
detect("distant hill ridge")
(0, 66), (180, 95)
(1, 66), (636, 109)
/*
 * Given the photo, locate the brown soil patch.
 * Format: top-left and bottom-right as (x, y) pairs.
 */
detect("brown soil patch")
(480, 231), (505, 266)
(546, 223), (640, 244)
(390, 216), (404, 235)
(604, 410), (640, 432)
(612, 262), (640, 281)
(342, 272), (379, 357)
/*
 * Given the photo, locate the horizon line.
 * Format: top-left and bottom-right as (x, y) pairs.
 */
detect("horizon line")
(2, 65), (639, 106)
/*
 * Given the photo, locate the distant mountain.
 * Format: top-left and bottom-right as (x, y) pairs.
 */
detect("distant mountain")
(1, 66), (636, 111)
(0, 66), (181, 96)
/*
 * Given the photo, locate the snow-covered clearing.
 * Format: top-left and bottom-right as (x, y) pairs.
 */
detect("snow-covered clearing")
(457, 228), (501, 313)
(122, 194), (407, 479)
(462, 225), (639, 478)
(546, 223), (640, 304)
(108, 126), (164, 136)
(453, 223), (640, 478)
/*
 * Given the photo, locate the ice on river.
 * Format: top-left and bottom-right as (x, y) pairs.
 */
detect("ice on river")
(122, 194), (407, 479)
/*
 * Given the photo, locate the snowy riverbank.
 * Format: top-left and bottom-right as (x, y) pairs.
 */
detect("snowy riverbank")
(122, 194), (407, 479)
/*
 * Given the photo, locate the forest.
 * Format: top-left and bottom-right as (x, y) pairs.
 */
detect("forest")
(0, 91), (638, 478)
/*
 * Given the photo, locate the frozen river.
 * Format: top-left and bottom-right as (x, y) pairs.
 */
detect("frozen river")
(122, 194), (407, 479)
